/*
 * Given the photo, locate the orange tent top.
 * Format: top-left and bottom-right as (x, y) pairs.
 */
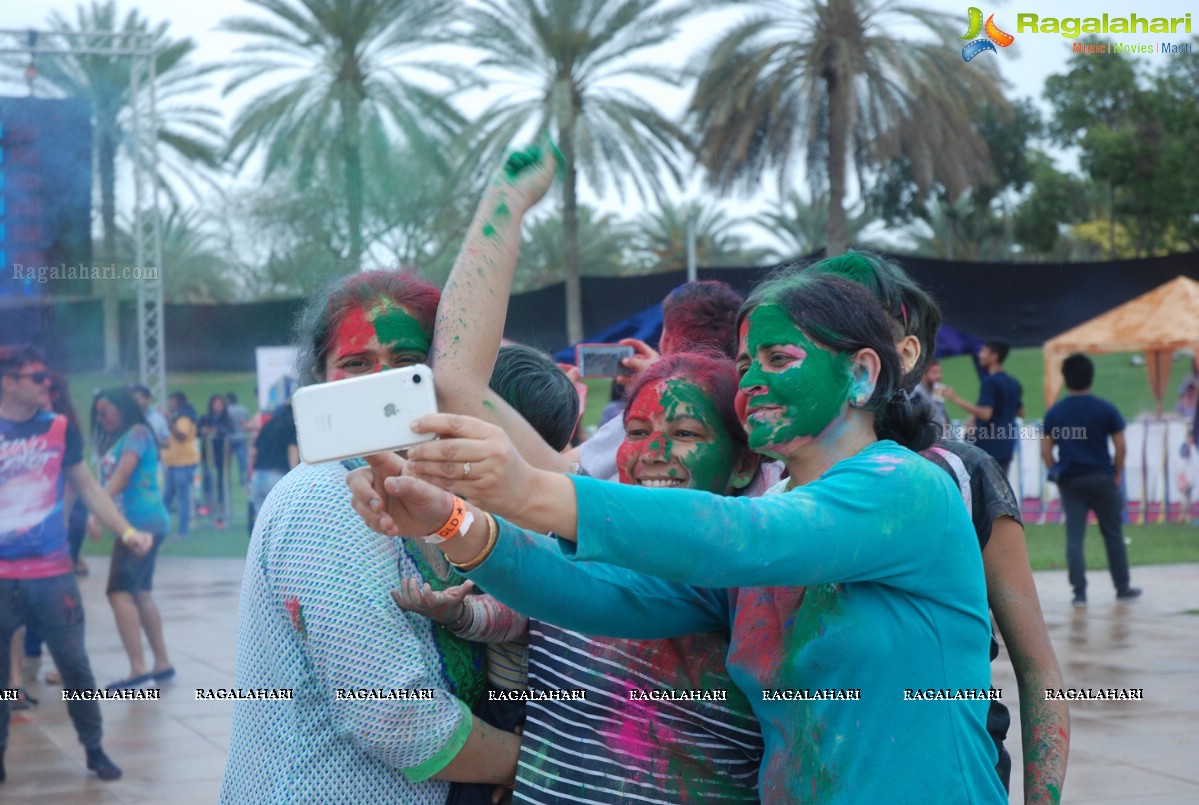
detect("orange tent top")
(1042, 276), (1199, 410)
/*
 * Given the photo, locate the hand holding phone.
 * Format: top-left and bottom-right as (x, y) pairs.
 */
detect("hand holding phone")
(576, 344), (635, 378)
(292, 364), (439, 464)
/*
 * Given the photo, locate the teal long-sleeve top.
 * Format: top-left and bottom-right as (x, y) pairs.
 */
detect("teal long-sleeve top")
(466, 440), (1006, 804)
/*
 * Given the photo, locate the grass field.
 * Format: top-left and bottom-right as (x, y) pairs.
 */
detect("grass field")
(61, 347), (1199, 563)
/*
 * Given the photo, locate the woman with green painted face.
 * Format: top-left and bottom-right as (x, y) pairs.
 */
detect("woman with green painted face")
(355, 271), (1005, 804)
(804, 251), (1069, 803)
(222, 270), (522, 804)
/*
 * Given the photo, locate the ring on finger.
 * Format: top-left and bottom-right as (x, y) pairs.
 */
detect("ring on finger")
(462, 461), (472, 478)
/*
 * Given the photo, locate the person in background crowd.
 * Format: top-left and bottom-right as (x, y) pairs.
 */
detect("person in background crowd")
(198, 394), (234, 529)
(1, 344), (154, 783)
(89, 387), (175, 690)
(1042, 353), (1141, 606)
(912, 359), (950, 431)
(129, 384), (170, 450)
(944, 339), (1024, 473)
(225, 392), (251, 487)
(247, 401), (297, 533)
(162, 392), (200, 540)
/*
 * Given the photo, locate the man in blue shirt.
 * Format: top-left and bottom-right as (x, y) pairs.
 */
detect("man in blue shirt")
(1041, 353), (1141, 605)
(945, 340), (1023, 473)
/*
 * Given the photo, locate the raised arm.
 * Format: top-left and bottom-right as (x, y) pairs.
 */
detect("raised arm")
(985, 516), (1069, 804)
(431, 133), (573, 473)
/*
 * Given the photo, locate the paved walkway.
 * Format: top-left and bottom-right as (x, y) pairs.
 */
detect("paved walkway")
(5, 558), (1198, 803)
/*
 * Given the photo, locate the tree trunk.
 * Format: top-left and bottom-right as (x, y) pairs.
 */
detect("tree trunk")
(824, 64), (850, 255)
(98, 128), (120, 371)
(560, 116), (583, 346)
(344, 95), (364, 271)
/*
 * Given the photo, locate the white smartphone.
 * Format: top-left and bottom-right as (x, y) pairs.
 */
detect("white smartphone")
(292, 364), (438, 464)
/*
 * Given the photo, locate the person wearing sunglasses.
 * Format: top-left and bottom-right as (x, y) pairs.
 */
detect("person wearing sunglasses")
(0, 344), (154, 785)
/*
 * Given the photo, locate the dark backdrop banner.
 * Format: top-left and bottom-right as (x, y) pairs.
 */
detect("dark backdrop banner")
(3, 251), (1197, 371)
(506, 251), (1199, 353)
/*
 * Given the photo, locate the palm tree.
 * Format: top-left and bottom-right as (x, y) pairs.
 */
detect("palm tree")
(220, 0), (468, 270)
(688, 0), (1007, 255)
(634, 200), (770, 271)
(30, 0), (222, 367)
(753, 191), (877, 260)
(516, 205), (636, 292)
(462, 0), (699, 344)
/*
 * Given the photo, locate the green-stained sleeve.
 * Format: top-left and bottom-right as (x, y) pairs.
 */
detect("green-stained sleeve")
(465, 519), (729, 639)
(567, 443), (960, 590)
(401, 700), (473, 782)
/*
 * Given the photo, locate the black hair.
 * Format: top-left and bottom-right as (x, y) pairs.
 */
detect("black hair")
(0, 344), (46, 400)
(49, 371), (81, 432)
(91, 386), (149, 455)
(488, 344), (579, 452)
(984, 339), (1011, 364)
(740, 272), (938, 452)
(801, 251), (942, 390)
(1061, 353), (1094, 391)
(226, 392), (238, 404)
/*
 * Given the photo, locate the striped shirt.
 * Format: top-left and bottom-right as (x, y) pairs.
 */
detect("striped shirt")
(514, 622), (762, 804)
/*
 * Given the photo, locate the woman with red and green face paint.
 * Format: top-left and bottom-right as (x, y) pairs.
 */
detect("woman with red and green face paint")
(360, 272), (1006, 804)
(496, 352), (764, 804)
(223, 270), (523, 803)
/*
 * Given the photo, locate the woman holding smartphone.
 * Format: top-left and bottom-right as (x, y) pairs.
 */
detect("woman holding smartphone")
(220, 270), (519, 804)
(354, 272), (1007, 804)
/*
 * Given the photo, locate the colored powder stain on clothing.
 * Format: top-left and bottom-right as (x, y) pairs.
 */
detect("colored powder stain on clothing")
(741, 305), (852, 457)
(284, 596), (306, 638)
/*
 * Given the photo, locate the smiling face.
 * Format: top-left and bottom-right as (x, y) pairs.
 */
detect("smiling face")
(617, 377), (740, 494)
(324, 301), (431, 381)
(736, 304), (854, 460)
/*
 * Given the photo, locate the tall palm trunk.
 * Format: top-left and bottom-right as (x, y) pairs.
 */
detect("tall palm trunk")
(824, 61), (850, 255)
(343, 94), (364, 271)
(98, 126), (121, 370)
(560, 113), (583, 345)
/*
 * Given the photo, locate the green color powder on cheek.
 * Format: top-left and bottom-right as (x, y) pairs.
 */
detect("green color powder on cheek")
(660, 378), (737, 493)
(743, 304), (852, 453)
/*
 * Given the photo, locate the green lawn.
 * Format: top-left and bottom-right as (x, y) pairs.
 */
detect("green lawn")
(937, 348), (1195, 422)
(1023, 522), (1199, 572)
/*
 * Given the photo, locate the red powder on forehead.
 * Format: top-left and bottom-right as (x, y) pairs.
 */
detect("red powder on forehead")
(333, 307), (375, 356)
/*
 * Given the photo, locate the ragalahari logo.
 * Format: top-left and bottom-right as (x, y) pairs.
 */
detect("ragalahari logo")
(961, 7), (1015, 61)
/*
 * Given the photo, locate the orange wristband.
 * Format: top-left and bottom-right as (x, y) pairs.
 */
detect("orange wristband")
(421, 495), (473, 544)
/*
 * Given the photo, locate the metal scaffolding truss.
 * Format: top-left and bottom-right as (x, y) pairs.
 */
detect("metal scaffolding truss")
(0, 27), (166, 405)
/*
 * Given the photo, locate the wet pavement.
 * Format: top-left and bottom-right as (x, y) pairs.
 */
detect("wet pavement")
(5, 557), (1198, 804)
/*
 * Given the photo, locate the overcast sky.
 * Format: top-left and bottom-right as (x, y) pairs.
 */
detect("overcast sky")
(2, 0), (1192, 248)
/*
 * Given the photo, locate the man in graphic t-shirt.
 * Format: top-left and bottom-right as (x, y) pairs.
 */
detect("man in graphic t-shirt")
(0, 344), (152, 784)
(944, 340), (1024, 473)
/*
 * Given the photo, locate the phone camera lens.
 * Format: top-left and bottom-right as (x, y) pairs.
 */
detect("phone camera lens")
(413, 374), (422, 384)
